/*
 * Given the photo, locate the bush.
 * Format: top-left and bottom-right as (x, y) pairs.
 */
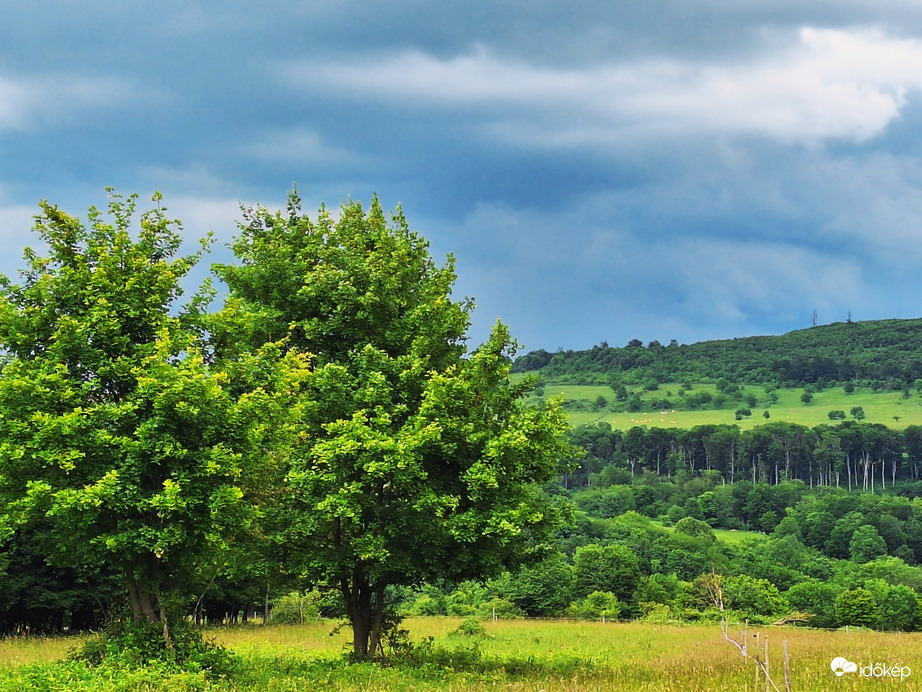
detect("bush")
(450, 617), (488, 638)
(567, 591), (621, 620)
(71, 619), (237, 677)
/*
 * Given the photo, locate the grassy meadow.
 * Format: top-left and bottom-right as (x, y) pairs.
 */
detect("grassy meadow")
(528, 381), (922, 430)
(1, 618), (919, 690)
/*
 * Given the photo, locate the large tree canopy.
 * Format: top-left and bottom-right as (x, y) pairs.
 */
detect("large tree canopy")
(0, 192), (306, 646)
(215, 192), (571, 658)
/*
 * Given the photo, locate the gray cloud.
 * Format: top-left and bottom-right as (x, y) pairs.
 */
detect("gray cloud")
(1, 2), (922, 351)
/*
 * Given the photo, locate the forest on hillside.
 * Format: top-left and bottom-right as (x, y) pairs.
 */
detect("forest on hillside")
(512, 319), (922, 388)
(562, 420), (922, 490)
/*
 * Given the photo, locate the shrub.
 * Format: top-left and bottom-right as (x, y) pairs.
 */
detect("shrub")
(71, 620), (237, 677)
(567, 591), (621, 620)
(450, 617), (488, 638)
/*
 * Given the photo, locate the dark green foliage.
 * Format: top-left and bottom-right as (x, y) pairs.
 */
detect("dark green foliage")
(573, 544), (640, 602)
(722, 575), (786, 616)
(850, 525), (888, 563)
(513, 318), (922, 387)
(836, 588), (878, 627)
(785, 580), (840, 627)
(876, 585), (920, 631)
(502, 555), (576, 617)
(72, 620), (238, 676)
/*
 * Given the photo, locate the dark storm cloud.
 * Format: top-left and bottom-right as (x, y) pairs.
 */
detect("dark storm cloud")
(2, 1), (922, 349)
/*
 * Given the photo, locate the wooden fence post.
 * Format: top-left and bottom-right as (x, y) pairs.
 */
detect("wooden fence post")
(783, 639), (792, 692)
(764, 635), (770, 692)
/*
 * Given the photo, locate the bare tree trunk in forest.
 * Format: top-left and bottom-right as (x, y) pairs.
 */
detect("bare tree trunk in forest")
(342, 574), (370, 660)
(264, 582), (270, 626)
(729, 441), (736, 484)
(159, 601), (173, 650)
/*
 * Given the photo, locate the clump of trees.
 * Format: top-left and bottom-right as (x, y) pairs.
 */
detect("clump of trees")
(0, 190), (571, 662)
(398, 504), (922, 631)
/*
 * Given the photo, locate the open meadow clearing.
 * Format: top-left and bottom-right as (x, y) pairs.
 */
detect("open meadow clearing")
(530, 382), (922, 430)
(1, 618), (920, 691)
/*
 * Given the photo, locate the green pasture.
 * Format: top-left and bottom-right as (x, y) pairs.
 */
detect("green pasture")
(1, 619), (919, 690)
(649, 519), (765, 545)
(529, 380), (922, 430)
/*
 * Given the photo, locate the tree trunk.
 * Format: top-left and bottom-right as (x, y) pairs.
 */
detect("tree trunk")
(127, 580), (160, 624)
(342, 568), (373, 660)
(368, 581), (386, 657)
(264, 582), (270, 626)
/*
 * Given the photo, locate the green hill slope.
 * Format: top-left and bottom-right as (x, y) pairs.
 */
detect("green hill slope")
(513, 318), (922, 388)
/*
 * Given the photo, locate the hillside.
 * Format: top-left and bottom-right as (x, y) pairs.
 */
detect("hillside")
(512, 317), (922, 387)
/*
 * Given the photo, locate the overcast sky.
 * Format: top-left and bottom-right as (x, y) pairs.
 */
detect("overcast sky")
(3, 2), (922, 353)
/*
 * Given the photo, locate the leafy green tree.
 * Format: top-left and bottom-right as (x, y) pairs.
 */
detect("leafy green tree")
(850, 525), (888, 564)
(850, 406), (865, 421)
(723, 575), (786, 617)
(835, 588), (878, 627)
(785, 580), (839, 627)
(215, 192), (571, 659)
(633, 573), (680, 608)
(501, 554), (575, 617)
(0, 192), (302, 648)
(574, 543), (640, 602)
(674, 517), (716, 543)
(825, 512), (867, 559)
(567, 591), (621, 620)
(877, 585), (920, 631)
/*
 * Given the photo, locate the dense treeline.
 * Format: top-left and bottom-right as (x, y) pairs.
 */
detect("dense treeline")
(398, 474), (922, 630)
(563, 420), (922, 491)
(512, 319), (922, 388)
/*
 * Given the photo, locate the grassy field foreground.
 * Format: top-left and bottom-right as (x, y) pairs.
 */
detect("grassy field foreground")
(1, 618), (920, 690)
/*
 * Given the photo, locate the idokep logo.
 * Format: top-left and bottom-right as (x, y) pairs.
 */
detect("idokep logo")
(831, 656), (911, 681)
(831, 657), (857, 676)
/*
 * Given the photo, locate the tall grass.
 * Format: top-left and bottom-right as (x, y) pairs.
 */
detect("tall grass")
(1, 619), (920, 690)
(0, 635), (77, 670)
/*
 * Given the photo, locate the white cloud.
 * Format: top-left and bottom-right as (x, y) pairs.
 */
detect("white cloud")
(292, 27), (922, 144)
(0, 72), (138, 132)
(0, 200), (38, 249)
(0, 74), (143, 133)
(240, 127), (361, 165)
